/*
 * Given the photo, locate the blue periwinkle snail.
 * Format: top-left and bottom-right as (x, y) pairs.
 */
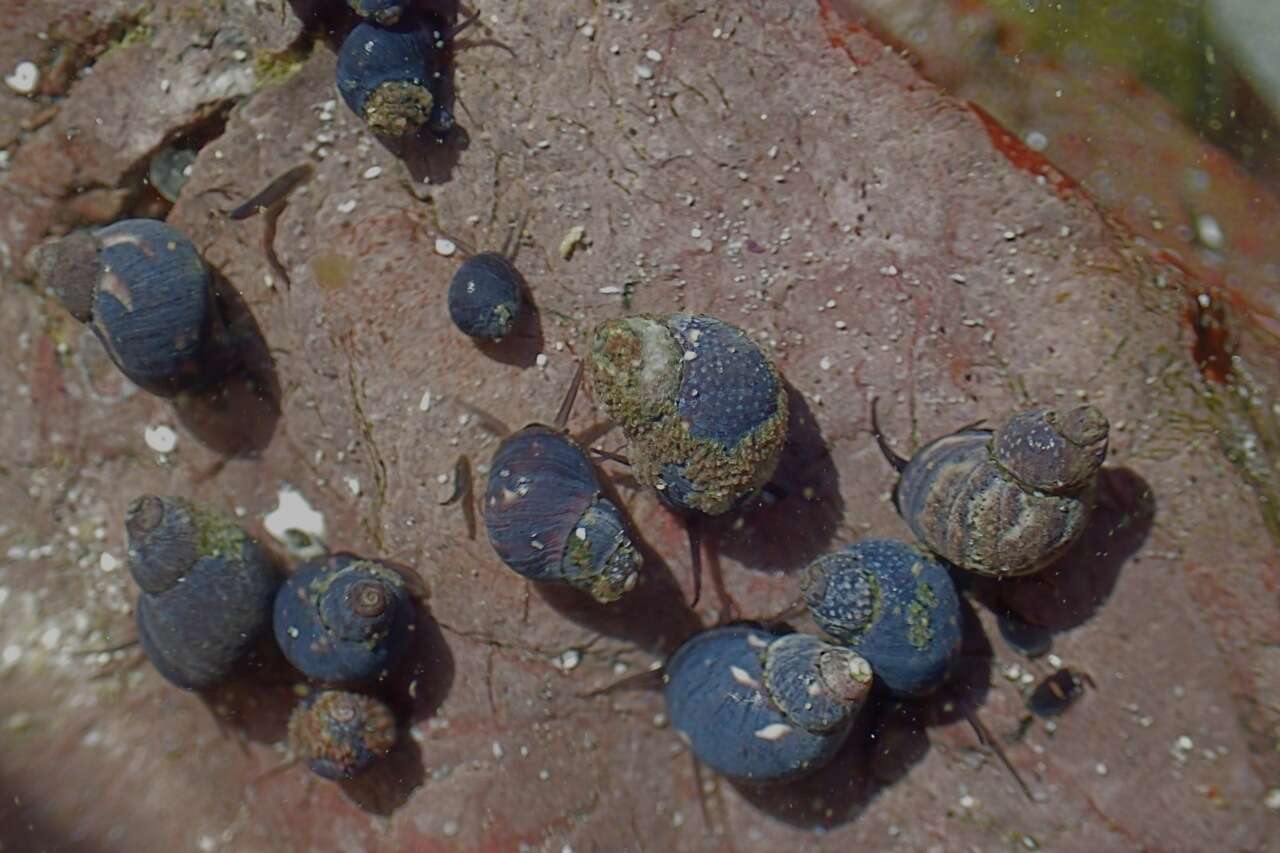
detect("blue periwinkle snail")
(587, 314), (789, 516)
(875, 404), (1110, 577)
(448, 253), (524, 341)
(336, 17), (448, 138)
(125, 495), (280, 690)
(273, 553), (415, 685)
(31, 219), (230, 396)
(801, 538), (962, 696)
(664, 626), (872, 782)
(287, 689), (397, 779)
(347, 0), (406, 25)
(484, 368), (642, 603)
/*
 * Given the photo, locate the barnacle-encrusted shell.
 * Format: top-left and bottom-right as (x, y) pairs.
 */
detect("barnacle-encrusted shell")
(448, 252), (524, 340)
(126, 495), (279, 690)
(273, 554), (415, 684)
(485, 425), (641, 603)
(31, 219), (225, 396)
(336, 20), (439, 137)
(801, 539), (961, 697)
(663, 626), (857, 782)
(896, 405), (1109, 577)
(587, 314), (788, 515)
(288, 690), (397, 779)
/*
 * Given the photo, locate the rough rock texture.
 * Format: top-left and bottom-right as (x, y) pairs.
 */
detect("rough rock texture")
(1, 1), (1278, 851)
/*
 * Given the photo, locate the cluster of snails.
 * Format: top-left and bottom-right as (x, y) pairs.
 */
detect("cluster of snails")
(25, 1), (1120, 802)
(124, 494), (418, 780)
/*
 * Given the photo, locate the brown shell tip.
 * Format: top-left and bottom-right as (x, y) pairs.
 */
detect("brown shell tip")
(30, 230), (100, 323)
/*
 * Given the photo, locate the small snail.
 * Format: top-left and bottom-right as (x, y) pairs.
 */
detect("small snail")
(663, 625), (872, 782)
(273, 553), (415, 685)
(287, 689), (397, 779)
(484, 365), (642, 603)
(587, 314), (788, 516)
(801, 538), (962, 696)
(30, 219), (231, 396)
(347, 0), (405, 25)
(874, 403), (1109, 577)
(125, 495), (279, 690)
(336, 14), (463, 138)
(448, 253), (525, 341)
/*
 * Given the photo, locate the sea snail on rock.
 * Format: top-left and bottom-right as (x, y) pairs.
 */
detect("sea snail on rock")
(336, 16), (455, 138)
(587, 314), (789, 516)
(288, 689), (397, 779)
(31, 219), (231, 396)
(484, 367), (642, 603)
(875, 403), (1110, 578)
(447, 235), (526, 341)
(801, 538), (962, 697)
(125, 495), (280, 690)
(273, 553), (415, 685)
(664, 626), (872, 782)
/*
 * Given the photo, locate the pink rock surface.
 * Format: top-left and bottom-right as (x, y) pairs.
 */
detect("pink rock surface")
(1, 2), (1277, 851)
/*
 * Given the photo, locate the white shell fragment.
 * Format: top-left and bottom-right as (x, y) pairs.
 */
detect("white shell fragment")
(143, 425), (178, 454)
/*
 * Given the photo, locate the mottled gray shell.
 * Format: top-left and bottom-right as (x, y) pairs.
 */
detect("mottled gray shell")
(895, 405), (1108, 577)
(761, 633), (872, 733)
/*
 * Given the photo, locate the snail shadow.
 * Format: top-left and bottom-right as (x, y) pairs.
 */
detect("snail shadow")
(339, 734), (426, 816)
(473, 282), (546, 369)
(172, 269), (281, 457)
(201, 635), (303, 747)
(385, 600), (456, 726)
(705, 384), (843, 575)
(968, 466), (1155, 637)
(736, 600), (994, 828)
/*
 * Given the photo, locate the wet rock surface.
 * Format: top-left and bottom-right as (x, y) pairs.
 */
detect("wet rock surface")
(1, 1), (1278, 850)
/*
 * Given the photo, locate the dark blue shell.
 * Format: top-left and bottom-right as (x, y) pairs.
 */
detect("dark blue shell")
(801, 539), (962, 697)
(336, 19), (442, 137)
(664, 626), (853, 783)
(89, 220), (219, 396)
(348, 0), (406, 25)
(484, 426), (640, 603)
(448, 253), (523, 340)
(288, 690), (397, 779)
(125, 496), (279, 690)
(273, 554), (414, 685)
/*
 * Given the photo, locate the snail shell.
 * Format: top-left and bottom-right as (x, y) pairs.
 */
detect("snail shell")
(273, 553), (415, 685)
(287, 689), (397, 779)
(347, 0), (406, 25)
(31, 219), (229, 396)
(447, 252), (524, 341)
(663, 625), (870, 782)
(801, 538), (962, 696)
(336, 18), (443, 138)
(125, 495), (279, 690)
(485, 425), (641, 603)
(587, 313), (789, 516)
(891, 406), (1109, 577)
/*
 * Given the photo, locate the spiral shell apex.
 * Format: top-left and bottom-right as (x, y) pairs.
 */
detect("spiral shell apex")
(273, 553), (415, 685)
(587, 313), (788, 516)
(288, 690), (397, 780)
(485, 425), (641, 603)
(663, 626), (866, 782)
(801, 539), (961, 697)
(125, 495), (279, 690)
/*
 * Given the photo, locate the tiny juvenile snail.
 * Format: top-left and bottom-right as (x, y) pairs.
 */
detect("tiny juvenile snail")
(484, 365), (642, 603)
(663, 626), (872, 783)
(587, 314), (789, 517)
(873, 403), (1110, 577)
(801, 538), (962, 696)
(446, 217), (528, 342)
(273, 553), (415, 685)
(125, 495), (280, 690)
(288, 689), (397, 780)
(336, 11), (475, 138)
(31, 219), (232, 396)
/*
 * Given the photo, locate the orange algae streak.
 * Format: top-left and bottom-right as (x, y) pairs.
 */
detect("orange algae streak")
(969, 102), (1078, 198)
